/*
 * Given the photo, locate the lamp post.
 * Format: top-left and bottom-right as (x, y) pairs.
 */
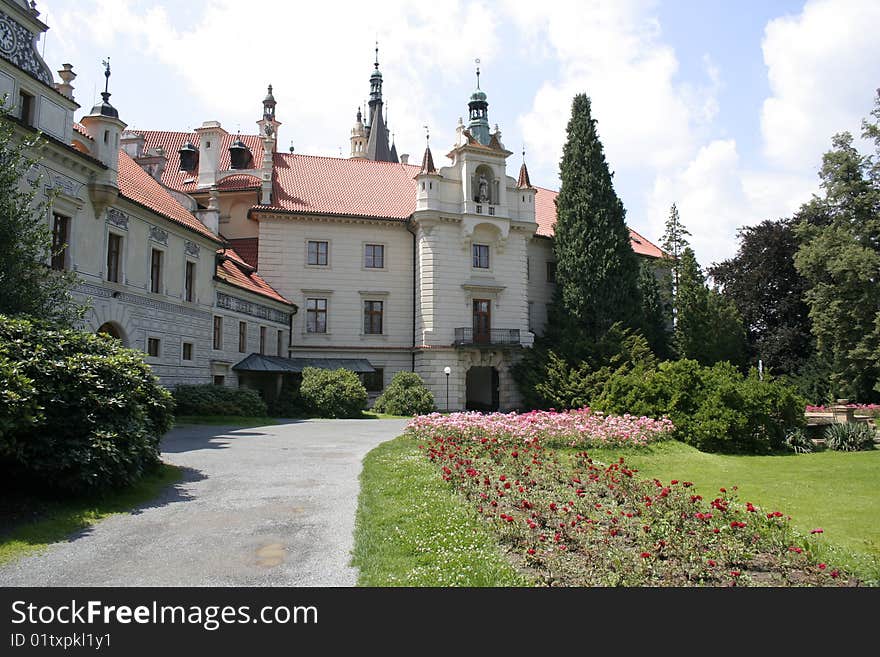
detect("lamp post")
(443, 366), (451, 413)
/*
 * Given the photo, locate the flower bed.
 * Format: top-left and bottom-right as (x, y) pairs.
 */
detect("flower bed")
(806, 404), (880, 415)
(406, 413), (855, 587)
(407, 408), (674, 449)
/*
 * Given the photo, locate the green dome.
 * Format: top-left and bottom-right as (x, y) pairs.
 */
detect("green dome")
(470, 89), (487, 102)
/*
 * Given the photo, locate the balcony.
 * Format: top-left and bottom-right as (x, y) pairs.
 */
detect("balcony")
(453, 327), (521, 347)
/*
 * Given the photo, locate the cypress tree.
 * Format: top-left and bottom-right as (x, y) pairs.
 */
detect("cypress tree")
(553, 94), (642, 343)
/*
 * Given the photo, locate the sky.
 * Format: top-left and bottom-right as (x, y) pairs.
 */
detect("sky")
(34, 0), (880, 268)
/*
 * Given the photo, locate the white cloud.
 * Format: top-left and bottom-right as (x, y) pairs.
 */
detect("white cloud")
(511, 0), (719, 179)
(761, 0), (880, 170)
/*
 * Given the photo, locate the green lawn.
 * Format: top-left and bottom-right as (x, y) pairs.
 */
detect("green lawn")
(352, 434), (531, 586)
(0, 464), (182, 567)
(582, 441), (880, 577)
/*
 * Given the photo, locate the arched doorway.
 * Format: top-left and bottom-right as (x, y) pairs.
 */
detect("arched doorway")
(466, 366), (499, 412)
(96, 321), (127, 346)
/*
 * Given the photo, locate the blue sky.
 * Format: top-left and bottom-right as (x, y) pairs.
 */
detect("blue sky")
(37, 0), (880, 267)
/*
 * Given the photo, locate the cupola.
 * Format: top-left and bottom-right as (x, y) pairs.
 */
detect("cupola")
(229, 137), (252, 169)
(178, 140), (198, 172)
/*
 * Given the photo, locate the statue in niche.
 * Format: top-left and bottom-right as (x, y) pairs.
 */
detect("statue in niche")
(478, 173), (490, 203)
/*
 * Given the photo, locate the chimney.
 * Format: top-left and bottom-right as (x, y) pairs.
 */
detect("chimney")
(194, 121), (224, 188)
(55, 64), (76, 101)
(399, 153), (409, 165)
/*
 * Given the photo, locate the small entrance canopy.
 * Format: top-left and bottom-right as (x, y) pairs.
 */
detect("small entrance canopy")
(232, 354), (376, 374)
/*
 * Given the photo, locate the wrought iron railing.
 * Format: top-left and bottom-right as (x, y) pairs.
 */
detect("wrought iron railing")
(453, 327), (521, 346)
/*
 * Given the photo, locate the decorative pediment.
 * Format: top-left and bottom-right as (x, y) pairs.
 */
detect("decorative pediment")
(0, 8), (53, 86)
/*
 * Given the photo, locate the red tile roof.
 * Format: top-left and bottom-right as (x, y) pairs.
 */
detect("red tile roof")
(117, 151), (221, 243)
(256, 153), (420, 220)
(72, 122), (93, 140)
(135, 130), (266, 192)
(216, 247), (292, 306)
(218, 173), (261, 191)
(534, 186), (665, 258)
(227, 237), (259, 268)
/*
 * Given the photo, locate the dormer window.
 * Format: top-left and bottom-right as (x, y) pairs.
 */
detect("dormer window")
(229, 138), (252, 169)
(178, 141), (199, 172)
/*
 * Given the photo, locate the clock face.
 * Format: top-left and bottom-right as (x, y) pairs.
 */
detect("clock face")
(0, 19), (16, 56)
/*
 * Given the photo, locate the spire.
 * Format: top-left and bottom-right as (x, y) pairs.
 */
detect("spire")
(263, 84), (276, 121)
(90, 57), (118, 118)
(390, 134), (399, 164)
(517, 149), (533, 188)
(364, 42), (393, 161)
(467, 58), (490, 145)
(369, 41), (383, 110)
(419, 128), (437, 174)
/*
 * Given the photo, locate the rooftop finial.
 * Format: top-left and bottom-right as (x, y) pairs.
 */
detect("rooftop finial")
(289, 141), (294, 153)
(102, 57), (110, 95)
(475, 58), (481, 89)
(375, 40), (379, 70)
(424, 124), (430, 145)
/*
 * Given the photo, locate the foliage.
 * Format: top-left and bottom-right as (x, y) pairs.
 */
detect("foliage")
(783, 428), (814, 454)
(0, 314), (174, 494)
(409, 419), (853, 586)
(268, 376), (303, 417)
(638, 260), (673, 360)
(793, 91), (880, 401)
(513, 325), (656, 410)
(0, 100), (84, 325)
(660, 202), (690, 295)
(372, 371), (434, 416)
(823, 423), (876, 452)
(553, 94), (642, 343)
(674, 247), (747, 367)
(299, 367), (367, 418)
(785, 352), (836, 405)
(594, 359), (806, 454)
(173, 384), (267, 417)
(710, 219), (814, 375)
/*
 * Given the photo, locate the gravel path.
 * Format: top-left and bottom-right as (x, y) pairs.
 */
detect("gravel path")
(0, 419), (408, 586)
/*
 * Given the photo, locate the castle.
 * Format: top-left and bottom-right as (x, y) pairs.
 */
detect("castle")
(0, 0), (664, 411)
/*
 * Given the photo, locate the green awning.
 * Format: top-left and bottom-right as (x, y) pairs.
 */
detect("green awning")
(232, 354), (376, 374)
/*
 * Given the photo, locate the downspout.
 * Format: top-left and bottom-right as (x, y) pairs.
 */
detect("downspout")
(409, 218), (417, 372)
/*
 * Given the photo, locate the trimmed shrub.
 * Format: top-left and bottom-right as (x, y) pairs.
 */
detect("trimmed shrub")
(594, 359), (806, 454)
(0, 314), (174, 493)
(173, 384), (267, 417)
(824, 423), (876, 452)
(300, 367), (367, 418)
(373, 371), (435, 416)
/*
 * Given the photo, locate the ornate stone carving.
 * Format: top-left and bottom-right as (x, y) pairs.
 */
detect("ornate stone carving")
(0, 10), (53, 86)
(216, 291), (290, 325)
(184, 241), (200, 258)
(106, 207), (129, 230)
(149, 226), (168, 245)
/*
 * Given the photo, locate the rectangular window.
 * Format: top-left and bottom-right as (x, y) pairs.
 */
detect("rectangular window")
(364, 244), (385, 268)
(185, 261), (196, 302)
(277, 329), (284, 356)
(107, 233), (122, 283)
(51, 213), (70, 271)
(306, 298), (327, 333)
(547, 261), (557, 283)
(147, 338), (160, 357)
(307, 240), (329, 266)
(363, 300), (383, 335)
(213, 375), (225, 386)
(259, 326), (267, 355)
(472, 244), (490, 269)
(182, 342), (193, 361)
(528, 301), (534, 332)
(150, 248), (163, 294)
(18, 91), (33, 126)
(526, 256), (530, 281)
(363, 368), (384, 393)
(238, 321), (247, 352)
(213, 316), (223, 350)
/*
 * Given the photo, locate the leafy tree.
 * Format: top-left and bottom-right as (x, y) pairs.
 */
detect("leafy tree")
(675, 247), (747, 366)
(0, 100), (83, 325)
(709, 219), (814, 375)
(553, 94), (642, 342)
(660, 202), (691, 295)
(793, 90), (880, 401)
(638, 260), (672, 360)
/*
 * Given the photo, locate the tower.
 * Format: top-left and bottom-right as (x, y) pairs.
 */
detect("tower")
(467, 62), (490, 146)
(257, 84), (281, 152)
(364, 43), (393, 162)
(79, 59), (127, 187)
(350, 107), (367, 158)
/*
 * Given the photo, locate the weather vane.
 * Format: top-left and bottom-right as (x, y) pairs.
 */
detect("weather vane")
(475, 58), (481, 88)
(101, 57), (110, 94)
